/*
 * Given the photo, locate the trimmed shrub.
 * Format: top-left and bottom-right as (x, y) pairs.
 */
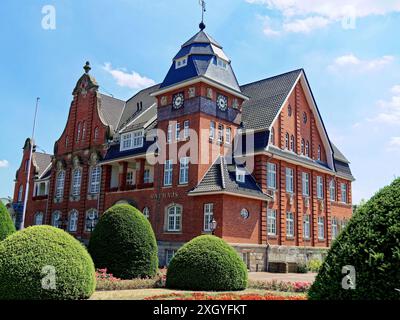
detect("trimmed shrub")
(0, 226), (96, 300)
(307, 259), (322, 273)
(88, 204), (158, 280)
(0, 202), (16, 241)
(309, 178), (400, 300)
(166, 235), (248, 291)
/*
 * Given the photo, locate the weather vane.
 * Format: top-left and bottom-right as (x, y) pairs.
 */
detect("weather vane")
(199, 0), (206, 30)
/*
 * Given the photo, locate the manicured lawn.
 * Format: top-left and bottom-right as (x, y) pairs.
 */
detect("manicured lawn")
(90, 289), (307, 300)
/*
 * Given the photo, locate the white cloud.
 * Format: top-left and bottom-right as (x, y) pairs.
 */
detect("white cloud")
(103, 63), (156, 90)
(0, 160), (9, 168)
(370, 85), (400, 125)
(246, 0), (400, 34)
(328, 54), (394, 72)
(388, 137), (400, 151)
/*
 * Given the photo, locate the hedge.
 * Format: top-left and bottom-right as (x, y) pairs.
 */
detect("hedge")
(166, 235), (248, 291)
(308, 178), (400, 300)
(0, 201), (15, 241)
(0, 226), (96, 300)
(88, 204), (158, 279)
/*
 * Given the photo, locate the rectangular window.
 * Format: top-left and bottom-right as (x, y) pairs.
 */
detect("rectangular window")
(126, 171), (135, 186)
(209, 121), (215, 140)
(286, 212), (294, 237)
(226, 127), (231, 144)
(90, 166), (101, 194)
(341, 183), (348, 203)
(175, 123), (180, 141)
(120, 133), (132, 151)
(165, 249), (177, 266)
(132, 130), (144, 148)
(216, 58), (228, 69)
(72, 169), (82, 196)
(179, 157), (189, 184)
(167, 125), (172, 144)
(203, 203), (214, 232)
(175, 56), (188, 69)
(318, 217), (325, 240)
(332, 217), (338, 240)
(236, 167), (246, 183)
(267, 163), (277, 190)
(286, 168), (294, 193)
(267, 209), (277, 236)
(218, 124), (224, 143)
(317, 176), (324, 199)
(164, 160), (173, 186)
(303, 214), (310, 239)
(302, 172), (310, 196)
(144, 169), (152, 184)
(183, 120), (190, 140)
(330, 179), (336, 201)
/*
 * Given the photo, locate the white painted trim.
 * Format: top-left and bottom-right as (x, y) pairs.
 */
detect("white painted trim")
(118, 103), (157, 134)
(100, 152), (153, 166)
(150, 76), (249, 100)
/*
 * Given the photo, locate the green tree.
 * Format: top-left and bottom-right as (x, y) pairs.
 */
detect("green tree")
(0, 201), (16, 241)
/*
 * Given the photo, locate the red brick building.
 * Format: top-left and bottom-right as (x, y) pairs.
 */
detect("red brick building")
(12, 26), (354, 271)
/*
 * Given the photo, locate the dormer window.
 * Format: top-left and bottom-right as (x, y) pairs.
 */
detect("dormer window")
(236, 167), (246, 183)
(120, 130), (144, 151)
(175, 56), (188, 69)
(216, 57), (228, 69)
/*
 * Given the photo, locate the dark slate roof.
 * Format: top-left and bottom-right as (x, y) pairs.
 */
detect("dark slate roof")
(117, 84), (159, 132)
(32, 152), (52, 177)
(160, 31), (240, 92)
(334, 160), (354, 180)
(332, 143), (350, 163)
(240, 69), (302, 130)
(98, 93), (126, 131)
(189, 156), (270, 201)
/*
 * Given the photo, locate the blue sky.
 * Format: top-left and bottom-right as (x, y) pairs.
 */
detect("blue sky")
(0, 0), (399, 203)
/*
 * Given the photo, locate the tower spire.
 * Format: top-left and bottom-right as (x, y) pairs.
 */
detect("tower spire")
(199, 0), (206, 30)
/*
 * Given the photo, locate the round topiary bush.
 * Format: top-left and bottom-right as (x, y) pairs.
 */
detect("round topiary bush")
(0, 226), (96, 300)
(88, 204), (158, 280)
(166, 235), (248, 291)
(308, 178), (400, 300)
(0, 202), (16, 241)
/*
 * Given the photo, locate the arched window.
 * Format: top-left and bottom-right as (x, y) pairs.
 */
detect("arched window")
(71, 168), (82, 197)
(34, 212), (44, 225)
(270, 128), (275, 145)
(85, 209), (99, 232)
(290, 135), (295, 151)
(306, 141), (310, 157)
(318, 145), (321, 160)
(301, 139), (305, 155)
(68, 210), (79, 232)
(166, 205), (182, 232)
(52, 211), (62, 228)
(82, 121), (86, 141)
(55, 170), (65, 199)
(76, 122), (82, 142)
(18, 185), (24, 202)
(143, 207), (150, 219)
(285, 133), (289, 149)
(303, 112), (308, 124)
(288, 105), (292, 117)
(89, 166), (101, 194)
(94, 127), (99, 141)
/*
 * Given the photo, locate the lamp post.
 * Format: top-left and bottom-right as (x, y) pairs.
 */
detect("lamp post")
(211, 218), (217, 236)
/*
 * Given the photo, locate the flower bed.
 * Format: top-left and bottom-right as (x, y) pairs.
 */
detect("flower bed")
(145, 292), (306, 301)
(248, 280), (311, 293)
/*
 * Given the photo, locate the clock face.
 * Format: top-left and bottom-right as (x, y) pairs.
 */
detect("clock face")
(217, 94), (228, 111)
(172, 93), (184, 109)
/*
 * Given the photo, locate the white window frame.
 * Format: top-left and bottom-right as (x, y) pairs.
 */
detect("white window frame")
(317, 176), (324, 199)
(203, 203), (214, 232)
(183, 120), (190, 140)
(209, 121), (215, 140)
(175, 123), (180, 141)
(267, 163), (277, 190)
(225, 127), (231, 145)
(303, 214), (310, 239)
(120, 132), (132, 151)
(71, 168), (82, 197)
(286, 168), (294, 193)
(290, 135), (295, 151)
(218, 124), (224, 143)
(143, 207), (150, 219)
(34, 212), (44, 225)
(330, 179), (336, 201)
(236, 167), (246, 183)
(179, 157), (189, 185)
(52, 211), (62, 228)
(144, 168), (152, 184)
(89, 166), (101, 194)
(302, 172), (310, 197)
(132, 130), (144, 148)
(85, 209), (99, 232)
(341, 183), (348, 203)
(68, 210), (79, 232)
(126, 170), (135, 186)
(267, 209), (277, 236)
(165, 249), (177, 266)
(286, 212), (294, 237)
(167, 124), (172, 144)
(55, 170), (65, 199)
(175, 56), (188, 69)
(318, 216), (325, 240)
(164, 160), (173, 186)
(167, 205), (182, 232)
(216, 57), (228, 69)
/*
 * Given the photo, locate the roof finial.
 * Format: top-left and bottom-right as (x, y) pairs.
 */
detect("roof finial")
(83, 61), (91, 74)
(199, 0), (206, 30)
